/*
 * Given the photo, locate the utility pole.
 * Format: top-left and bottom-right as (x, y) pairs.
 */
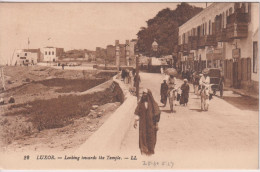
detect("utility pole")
(1, 67), (6, 91)
(115, 40), (120, 70)
(135, 48), (140, 102)
(28, 37), (30, 50)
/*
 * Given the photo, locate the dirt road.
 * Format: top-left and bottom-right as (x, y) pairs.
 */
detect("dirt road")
(121, 72), (258, 169)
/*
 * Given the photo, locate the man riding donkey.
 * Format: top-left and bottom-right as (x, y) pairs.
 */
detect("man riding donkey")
(199, 68), (213, 111)
(164, 68), (178, 113)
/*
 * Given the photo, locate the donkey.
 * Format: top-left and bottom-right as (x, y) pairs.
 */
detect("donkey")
(201, 85), (210, 111)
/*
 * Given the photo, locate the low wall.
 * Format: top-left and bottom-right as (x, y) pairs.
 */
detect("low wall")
(74, 76), (136, 154)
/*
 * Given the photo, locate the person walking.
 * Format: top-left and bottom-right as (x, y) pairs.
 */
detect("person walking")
(160, 78), (168, 107)
(134, 89), (161, 156)
(180, 79), (190, 106)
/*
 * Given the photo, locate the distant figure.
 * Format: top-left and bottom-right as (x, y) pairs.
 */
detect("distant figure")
(62, 64), (65, 70)
(160, 78), (168, 107)
(134, 89), (161, 156)
(132, 68), (136, 76)
(125, 69), (130, 84)
(134, 74), (141, 88)
(219, 73), (225, 97)
(193, 73), (200, 96)
(0, 98), (4, 105)
(180, 79), (190, 106)
(8, 96), (15, 104)
(160, 66), (164, 74)
(121, 69), (126, 82)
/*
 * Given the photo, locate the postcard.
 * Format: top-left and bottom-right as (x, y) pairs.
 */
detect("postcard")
(0, 2), (259, 170)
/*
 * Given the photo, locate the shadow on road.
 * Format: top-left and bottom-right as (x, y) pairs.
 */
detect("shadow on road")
(161, 109), (173, 113)
(221, 96), (259, 111)
(189, 108), (203, 112)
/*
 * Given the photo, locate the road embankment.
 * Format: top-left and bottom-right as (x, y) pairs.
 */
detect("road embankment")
(75, 76), (137, 154)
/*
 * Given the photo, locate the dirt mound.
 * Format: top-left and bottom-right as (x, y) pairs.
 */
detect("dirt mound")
(36, 78), (106, 93)
(6, 82), (124, 132)
(8, 83), (49, 96)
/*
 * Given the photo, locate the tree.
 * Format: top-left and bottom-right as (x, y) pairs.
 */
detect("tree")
(136, 3), (203, 57)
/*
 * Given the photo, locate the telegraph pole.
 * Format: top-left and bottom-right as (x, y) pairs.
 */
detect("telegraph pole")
(115, 40), (120, 70)
(135, 48), (140, 102)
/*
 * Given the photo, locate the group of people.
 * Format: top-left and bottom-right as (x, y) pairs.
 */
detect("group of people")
(160, 74), (190, 112)
(119, 67), (141, 95)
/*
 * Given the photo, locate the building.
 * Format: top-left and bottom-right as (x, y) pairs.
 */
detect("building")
(177, 2), (259, 93)
(95, 47), (107, 63)
(24, 49), (41, 62)
(15, 49), (38, 65)
(43, 47), (64, 62)
(129, 39), (137, 65)
(106, 45), (116, 64)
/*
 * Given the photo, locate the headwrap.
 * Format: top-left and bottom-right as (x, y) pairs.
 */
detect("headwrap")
(136, 89), (161, 123)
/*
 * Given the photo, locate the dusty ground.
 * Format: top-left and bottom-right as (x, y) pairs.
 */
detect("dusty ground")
(0, 66), (122, 153)
(121, 72), (258, 169)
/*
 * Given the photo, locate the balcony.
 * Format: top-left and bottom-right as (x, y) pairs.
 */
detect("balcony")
(216, 28), (227, 42)
(188, 36), (198, 50)
(180, 44), (188, 52)
(226, 23), (248, 39)
(205, 35), (217, 46)
(198, 35), (217, 48)
(226, 12), (248, 39)
(198, 36), (205, 48)
(227, 12), (249, 24)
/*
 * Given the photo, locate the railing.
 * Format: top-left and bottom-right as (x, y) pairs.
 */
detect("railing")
(216, 28), (227, 42)
(205, 35), (217, 46)
(180, 44), (188, 52)
(227, 12), (249, 24)
(188, 36), (198, 50)
(198, 36), (206, 48)
(226, 12), (248, 39)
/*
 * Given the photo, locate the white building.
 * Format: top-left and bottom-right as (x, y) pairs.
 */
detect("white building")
(43, 47), (64, 62)
(178, 2), (259, 93)
(15, 50), (38, 65)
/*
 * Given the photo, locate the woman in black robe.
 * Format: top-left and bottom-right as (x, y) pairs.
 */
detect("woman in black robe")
(134, 89), (161, 156)
(180, 79), (190, 106)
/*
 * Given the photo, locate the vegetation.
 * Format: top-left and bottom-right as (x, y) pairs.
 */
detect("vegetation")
(136, 3), (203, 56)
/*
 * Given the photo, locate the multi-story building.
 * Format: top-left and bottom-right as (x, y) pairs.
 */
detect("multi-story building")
(43, 47), (64, 62)
(15, 49), (38, 65)
(177, 2), (259, 93)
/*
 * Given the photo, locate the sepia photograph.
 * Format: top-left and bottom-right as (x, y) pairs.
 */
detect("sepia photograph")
(0, 2), (259, 170)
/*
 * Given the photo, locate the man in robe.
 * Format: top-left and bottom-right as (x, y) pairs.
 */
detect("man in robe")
(160, 78), (168, 107)
(134, 89), (161, 156)
(180, 79), (190, 106)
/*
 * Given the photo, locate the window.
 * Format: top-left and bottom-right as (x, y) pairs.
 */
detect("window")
(205, 22), (207, 35)
(253, 41), (258, 73)
(229, 7), (233, 15)
(202, 24), (204, 35)
(222, 12), (225, 28)
(45, 51), (47, 55)
(49, 51), (51, 55)
(25, 53), (27, 56)
(209, 20), (211, 35)
(17, 55), (19, 57)
(52, 51), (54, 55)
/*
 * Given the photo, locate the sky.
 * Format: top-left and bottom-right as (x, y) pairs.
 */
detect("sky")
(0, 2), (208, 65)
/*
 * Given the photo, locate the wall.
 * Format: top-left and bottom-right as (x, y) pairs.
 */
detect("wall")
(75, 76), (137, 154)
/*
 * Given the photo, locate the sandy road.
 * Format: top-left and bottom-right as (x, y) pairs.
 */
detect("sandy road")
(120, 72), (258, 169)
